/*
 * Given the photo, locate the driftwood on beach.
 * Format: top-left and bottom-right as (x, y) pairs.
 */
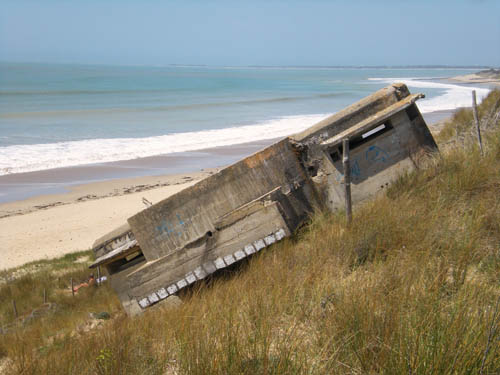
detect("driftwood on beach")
(90, 83), (438, 315)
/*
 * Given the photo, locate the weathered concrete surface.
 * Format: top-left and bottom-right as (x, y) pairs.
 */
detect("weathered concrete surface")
(91, 83), (438, 315)
(129, 138), (317, 262)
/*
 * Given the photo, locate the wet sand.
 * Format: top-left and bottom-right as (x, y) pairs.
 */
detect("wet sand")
(0, 138), (279, 205)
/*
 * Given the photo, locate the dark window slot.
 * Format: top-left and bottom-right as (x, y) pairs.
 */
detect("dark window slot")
(330, 150), (341, 163)
(329, 121), (393, 163)
(107, 250), (145, 275)
(350, 121), (393, 150)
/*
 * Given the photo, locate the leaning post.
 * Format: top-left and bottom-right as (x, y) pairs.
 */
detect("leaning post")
(342, 138), (352, 224)
(12, 300), (18, 318)
(472, 90), (484, 156)
(97, 266), (101, 287)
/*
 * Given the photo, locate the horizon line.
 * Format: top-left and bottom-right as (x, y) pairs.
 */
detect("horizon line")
(0, 60), (496, 70)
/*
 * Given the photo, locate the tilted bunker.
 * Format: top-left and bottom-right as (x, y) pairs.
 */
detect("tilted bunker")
(90, 83), (438, 315)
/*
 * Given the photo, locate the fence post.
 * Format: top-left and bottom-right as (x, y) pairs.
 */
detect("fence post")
(12, 300), (18, 318)
(342, 138), (352, 224)
(472, 90), (484, 155)
(97, 266), (101, 287)
(71, 278), (74, 297)
(43, 288), (47, 303)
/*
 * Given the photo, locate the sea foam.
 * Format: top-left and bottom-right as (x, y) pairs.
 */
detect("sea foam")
(368, 78), (490, 113)
(0, 114), (328, 176)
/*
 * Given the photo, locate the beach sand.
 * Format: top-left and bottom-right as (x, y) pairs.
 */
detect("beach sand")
(0, 113), (451, 271)
(449, 70), (500, 87)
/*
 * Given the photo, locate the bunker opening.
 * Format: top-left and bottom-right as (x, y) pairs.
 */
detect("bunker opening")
(106, 249), (145, 275)
(329, 120), (394, 163)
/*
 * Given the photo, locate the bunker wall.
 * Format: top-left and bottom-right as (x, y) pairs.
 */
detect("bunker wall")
(128, 139), (320, 262)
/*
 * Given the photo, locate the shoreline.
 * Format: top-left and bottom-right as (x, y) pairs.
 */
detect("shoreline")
(447, 71), (500, 88)
(0, 137), (280, 205)
(0, 109), (451, 209)
(0, 110), (453, 271)
(0, 138), (280, 271)
(2, 73), (496, 207)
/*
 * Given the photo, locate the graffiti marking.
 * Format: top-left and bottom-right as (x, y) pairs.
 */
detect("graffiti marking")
(366, 145), (389, 163)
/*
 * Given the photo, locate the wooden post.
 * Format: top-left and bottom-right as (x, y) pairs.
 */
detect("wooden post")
(43, 288), (47, 303)
(342, 139), (352, 224)
(71, 278), (74, 297)
(12, 300), (18, 318)
(472, 90), (484, 155)
(97, 266), (101, 287)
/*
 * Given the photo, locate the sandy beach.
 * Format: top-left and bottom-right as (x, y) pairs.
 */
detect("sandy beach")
(449, 69), (500, 87)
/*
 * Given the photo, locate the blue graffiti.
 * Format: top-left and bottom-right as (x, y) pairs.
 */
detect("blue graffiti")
(156, 220), (174, 235)
(176, 214), (184, 225)
(351, 160), (361, 177)
(366, 145), (389, 163)
(156, 214), (189, 237)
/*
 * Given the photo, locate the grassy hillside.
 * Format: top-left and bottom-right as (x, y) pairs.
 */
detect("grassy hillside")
(1, 90), (499, 374)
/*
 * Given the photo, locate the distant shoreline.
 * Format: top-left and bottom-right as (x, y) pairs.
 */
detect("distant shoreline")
(448, 69), (500, 87)
(1, 61), (496, 69)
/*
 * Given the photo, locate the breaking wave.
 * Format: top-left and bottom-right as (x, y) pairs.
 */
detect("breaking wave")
(1, 77), (491, 176)
(368, 77), (490, 113)
(0, 113), (328, 176)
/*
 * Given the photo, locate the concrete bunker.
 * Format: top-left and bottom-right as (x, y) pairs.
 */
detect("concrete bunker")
(90, 83), (438, 315)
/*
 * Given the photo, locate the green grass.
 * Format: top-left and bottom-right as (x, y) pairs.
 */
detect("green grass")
(1, 91), (499, 374)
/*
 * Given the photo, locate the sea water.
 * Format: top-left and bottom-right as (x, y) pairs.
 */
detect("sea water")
(0, 63), (491, 176)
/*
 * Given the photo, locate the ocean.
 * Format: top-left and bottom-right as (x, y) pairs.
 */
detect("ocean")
(0, 63), (492, 178)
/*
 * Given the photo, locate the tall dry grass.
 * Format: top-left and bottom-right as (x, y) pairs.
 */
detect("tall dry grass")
(1, 90), (499, 374)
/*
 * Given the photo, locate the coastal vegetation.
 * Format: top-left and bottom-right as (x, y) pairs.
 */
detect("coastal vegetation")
(1, 90), (499, 374)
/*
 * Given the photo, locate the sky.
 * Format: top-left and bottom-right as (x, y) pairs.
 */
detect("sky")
(0, 0), (499, 67)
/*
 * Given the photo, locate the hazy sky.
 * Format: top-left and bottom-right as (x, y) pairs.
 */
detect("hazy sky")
(1, 0), (499, 67)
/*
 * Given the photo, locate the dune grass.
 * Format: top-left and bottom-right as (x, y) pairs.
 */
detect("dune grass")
(0, 250), (119, 324)
(1, 91), (499, 374)
(0, 251), (121, 369)
(436, 89), (500, 143)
